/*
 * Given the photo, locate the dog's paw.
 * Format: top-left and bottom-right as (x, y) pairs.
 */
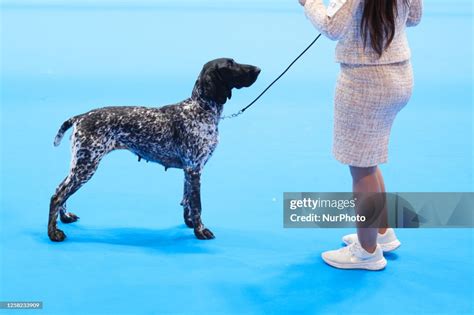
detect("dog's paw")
(194, 227), (215, 240)
(48, 229), (67, 242)
(60, 212), (79, 224)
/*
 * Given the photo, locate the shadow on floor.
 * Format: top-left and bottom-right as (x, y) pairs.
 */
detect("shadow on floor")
(32, 224), (216, 254)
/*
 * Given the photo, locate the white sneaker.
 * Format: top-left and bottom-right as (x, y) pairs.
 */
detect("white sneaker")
(342, 228), (401, 252)
(322, 243), (387, 271)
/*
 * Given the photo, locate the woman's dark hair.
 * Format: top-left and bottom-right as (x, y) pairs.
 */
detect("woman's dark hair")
(361, 0), (408, 57)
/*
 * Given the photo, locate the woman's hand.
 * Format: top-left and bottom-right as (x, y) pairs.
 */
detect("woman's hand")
(298, 0), (306, 6)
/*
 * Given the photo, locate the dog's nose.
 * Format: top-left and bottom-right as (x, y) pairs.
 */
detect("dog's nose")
(254, 67), (261, 74)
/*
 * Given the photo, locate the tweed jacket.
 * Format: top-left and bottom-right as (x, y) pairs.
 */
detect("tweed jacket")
(304, 0), (423, 64)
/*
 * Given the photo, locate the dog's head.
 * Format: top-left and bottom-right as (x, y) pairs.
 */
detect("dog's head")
(194, 58), (261, 105)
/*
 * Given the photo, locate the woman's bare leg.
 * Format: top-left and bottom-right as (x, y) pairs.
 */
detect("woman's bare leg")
(350, 166), (383, 253)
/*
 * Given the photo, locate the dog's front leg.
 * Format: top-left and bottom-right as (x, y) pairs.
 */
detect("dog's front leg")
(185, 169), (215, 240)
(181, 174), (194, 228)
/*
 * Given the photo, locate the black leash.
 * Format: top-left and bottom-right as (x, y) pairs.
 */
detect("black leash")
(221, 33), (322, 120)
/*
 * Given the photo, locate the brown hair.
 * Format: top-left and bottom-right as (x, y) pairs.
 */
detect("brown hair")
(360, 0), (408, 57)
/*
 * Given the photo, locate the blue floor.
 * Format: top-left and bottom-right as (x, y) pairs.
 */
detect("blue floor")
(1, 1), (473, 314)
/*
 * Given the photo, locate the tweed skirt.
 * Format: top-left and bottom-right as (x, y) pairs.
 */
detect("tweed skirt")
(333, 60), (413, 167)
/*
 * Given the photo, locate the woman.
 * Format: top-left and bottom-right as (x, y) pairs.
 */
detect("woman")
(299, 0), (422, 270)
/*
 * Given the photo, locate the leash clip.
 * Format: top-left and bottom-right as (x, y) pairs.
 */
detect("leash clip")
(220, 109), (244, 120)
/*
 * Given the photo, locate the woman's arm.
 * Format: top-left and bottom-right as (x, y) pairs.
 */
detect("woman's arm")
(406, 0), (423, 27)
(302, 0), (361, 41)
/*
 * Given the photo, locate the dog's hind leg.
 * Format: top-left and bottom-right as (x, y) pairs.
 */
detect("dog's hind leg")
(185, 169), (214, 240)
(48, 148), (103, 242)
(54, 180), (79, 224)
(59, 203), (79, 224)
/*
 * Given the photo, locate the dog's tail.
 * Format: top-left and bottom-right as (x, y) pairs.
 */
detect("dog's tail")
(53, 115), (81, 147)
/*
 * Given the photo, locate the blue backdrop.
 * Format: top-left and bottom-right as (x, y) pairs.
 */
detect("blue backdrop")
(1, 0), (473, 314)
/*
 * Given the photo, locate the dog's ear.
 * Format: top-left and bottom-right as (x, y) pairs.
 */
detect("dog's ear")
(213, 69), (233, 103)
(199, 66), (232, 105)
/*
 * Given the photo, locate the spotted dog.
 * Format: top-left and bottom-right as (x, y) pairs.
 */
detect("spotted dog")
(48, 58), (260, 242)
